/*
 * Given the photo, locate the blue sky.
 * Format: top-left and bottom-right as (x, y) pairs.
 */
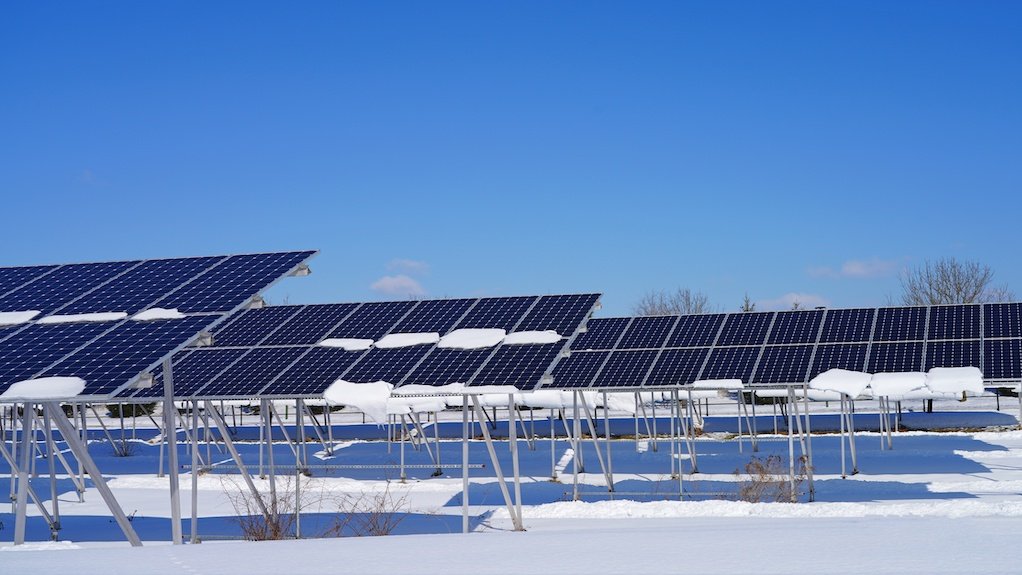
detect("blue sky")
(2, 1), (1019, 316)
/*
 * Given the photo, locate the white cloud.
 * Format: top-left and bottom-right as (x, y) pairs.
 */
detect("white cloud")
(808, 258), (900, 279)
(757, 292), (830, 311)
(370, 275), (425, 297)
(387, 259), (429, 275)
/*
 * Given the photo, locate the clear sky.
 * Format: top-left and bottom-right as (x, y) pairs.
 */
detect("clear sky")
(2, 1), (1019, 316)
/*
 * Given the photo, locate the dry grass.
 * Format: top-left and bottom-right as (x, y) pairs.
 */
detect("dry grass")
(733, 454), (807, 503)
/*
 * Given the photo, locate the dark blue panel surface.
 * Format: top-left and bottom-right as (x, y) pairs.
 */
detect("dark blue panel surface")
(328, 301), (417, 340)
(571, 318), (630, 351)
(454, 296), (537, 331)
(618, 316), (677, 349)
(515, 294), (600, 335)
(701, 346), (759, 381)
(645, 348), (710, 387)
(925, 340), (981, 370)
(403, 348), (491, 386)
(984, 303), (1022, 339)
(715, 313), (774, 347)
(343, 346), (430, 384)
(868, 342), (924, 373)
(391, 298), (475, 335)
(0, 265), (57, 298)
(0, 260), (139, 314)
(665, 314), (725, 347)
(552, 351), (610, 388)
(195, 346), (307, 397)
(41, 315), (219, 396)
(211, 306), (302, 347)
(819, 308), (875, 343)
(262, 303), (359, 345)
(59, 256), (224, 315)
(0, 323), (112, 392)
(136, 348), (248, 398)
(767, 310), (823, 344)
(984, 339), (1022, 380)
(811, 344), (868, 378)
(753, 345), (813, 383)
(873, 307), (927, 342)
(262, 347), (363, 396)
(595, 349), (658, 387)
(927, 305), (981, 341)
(471, 343), (562, 389)
(154, 251), (314, 313)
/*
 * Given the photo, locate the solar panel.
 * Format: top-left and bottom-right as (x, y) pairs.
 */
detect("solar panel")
(0, 265), (57, 298)
(868, 342), (923, 373)
(136, 348), (249, 398)
(515, 294), (601, 335)
(594, 350), (659, 387)
(928, 305), (980, 341)
(0, 322), (113, 387)
(261, 347), (364, 396)
(571, 317), (630, 351)
(984, 339), (1022, 380)
(701, 346), (760, 381)
(402, 348), (492, 386)
(328, 301), (417, 340)
(984, 303), (1022, 339)
(753, 345), (813, 383)
(552, 351), (610, 388)
(873, 307), (927, 342)
(665, 314), (725, 347)
(925, 340), (981, 370)
(0, 260), (139, 314)
(768, 310), (823, 344)
(819, 308), (875, 343)
(811, 344), (868, 378)
(194, 346), (308, 398)
(715, 312), (774, 346)
(453, 296), (537, 331)
(472, 343), (563, 389)
(211, 306), (303, 347)
(617, 316), (677, 349)
(261, 303), (360, 345)
(343, 346), (430, 384)
(390, 298), (475, 335)
(644, 348), (710, 387)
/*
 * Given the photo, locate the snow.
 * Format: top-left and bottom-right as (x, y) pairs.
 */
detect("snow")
(809, 368), (873, 397)
(37, 312), (128, 324)
(318, 338), (374, 351)
(322, 379), (392, 423)
(502, 330), (562, 345)
(692, 379), (744, 389)
(0, 310), (40, 325)
(0, 376), (86, 400)
(130, 308), (185, 321)
(437, 328), (506, 350)
(926, 366), (985, 395)
(870, 372), (928, 399)
(390, 383), (463, 413)
(374, 332), (441, 349)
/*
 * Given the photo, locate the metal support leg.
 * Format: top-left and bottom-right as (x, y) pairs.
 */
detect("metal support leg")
(471, 396), (523, 531)
(205, 401), (271, 521)
(508, 394), (523, 526)
(462, 396), (469, 534)
(14, 404), (33, 544)
(190, 400), (200, 544)
(163, 359), (183, 545)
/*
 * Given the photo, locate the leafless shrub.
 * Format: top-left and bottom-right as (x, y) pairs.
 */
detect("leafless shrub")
(110, 439), (138, 457)
(633, 288), (714, 316)
(220, 475), (322, 540)
(900, 257), (1014, 305)
(326, 483), (410, 537)
(733, 454), (806, 503)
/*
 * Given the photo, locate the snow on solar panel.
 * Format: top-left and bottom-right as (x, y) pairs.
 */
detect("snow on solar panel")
(810, 344), (868, 378)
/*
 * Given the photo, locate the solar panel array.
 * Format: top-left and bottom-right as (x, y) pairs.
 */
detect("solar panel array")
(0, 251), (315, 400)
(554, 303), (1022, 389)
(122, 293), (601, 400)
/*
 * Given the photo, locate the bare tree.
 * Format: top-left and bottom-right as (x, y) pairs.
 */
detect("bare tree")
(740, 293), (756, 312)
(899, 257), (1014, 305)
(633, 288), (713, 316)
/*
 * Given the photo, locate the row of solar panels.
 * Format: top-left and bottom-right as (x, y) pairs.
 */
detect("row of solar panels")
(572, 304), (1022, 351)
(0, 252), (317, 400)
(118, 294), (601, 399)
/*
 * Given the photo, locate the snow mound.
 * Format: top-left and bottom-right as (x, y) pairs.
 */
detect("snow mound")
(502, 330), (562, 345)
(1, 376), (86, 400)
(323, 380), (392, 423)
(926, 366), (984, 395)
(437, 328), (506, 350)
(870, 372), (927, 399)
(0, 310), (40, 326)
(692, 379), (744, 389)
(318, 338), (374, 351)
(0, 541), (81, 552)
(374, 332), (440, 349)
(38, 312), (128, 324)
(810, 368), (872, 397)
(131, 308), (186, 321)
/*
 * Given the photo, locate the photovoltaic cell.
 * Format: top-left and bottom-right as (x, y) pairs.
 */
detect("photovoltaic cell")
(403, 348), (491, 386)
(0, 260), (139, 314)
(645, 348), (710, 387)
(811, 344), (868, 378)
(753, 345), (813, 383)
(0, 323), (112, 391)
(715, 313), (774, 347)
(211, 306), (302, 347)
(701, 346), (760, 381)
(665, 314), (725, 348)
(571, 318), (630, 351)
(928, 305), (980, 341)
(925, 340), (981, 370)
(391, 298), (475, 335)
(984, 303), (1022, 339)
(617, 316), (677, 349)
(868, 342), (924, 373)
(552, 351), (609, 388)
(767, 310), (823, 344)
(135, 348), (249, 398)
(819, 308), (875, 343)
(873, 307), (927, 342)
(343, 346), (430, 384)
(472, 343), (562, 389)
(594, 350), (658, 387)
(984, 339), (1022, 380)
(454, 296), (537, 331)
(0, 265), (57, 297)
(195, 346), (307, 397)
(262, 347), (364, 396)
(262, 303), (359, 345)
(328, 301), (417, 340)
(515, 294), (600, 335)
